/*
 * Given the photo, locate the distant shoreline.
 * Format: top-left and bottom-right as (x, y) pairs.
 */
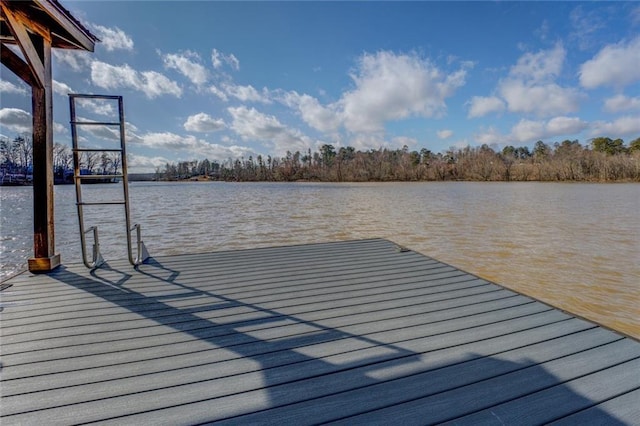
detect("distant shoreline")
(149, 174), (640, 184)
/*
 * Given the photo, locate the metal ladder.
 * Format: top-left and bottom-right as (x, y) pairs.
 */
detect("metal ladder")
(69, 94), (149, 269)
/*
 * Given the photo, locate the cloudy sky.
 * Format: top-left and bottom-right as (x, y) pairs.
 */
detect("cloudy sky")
(1, 1), (639, 172)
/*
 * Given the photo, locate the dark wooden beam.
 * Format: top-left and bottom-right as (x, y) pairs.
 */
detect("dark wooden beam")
(0, 41), (37, 86)
(1, 3), (45, 87)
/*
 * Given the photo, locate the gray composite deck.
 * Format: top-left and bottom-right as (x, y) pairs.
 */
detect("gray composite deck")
(1, 238), (639, 425)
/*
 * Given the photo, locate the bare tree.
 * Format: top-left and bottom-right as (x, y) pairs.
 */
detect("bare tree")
(81, 151), (99, 173)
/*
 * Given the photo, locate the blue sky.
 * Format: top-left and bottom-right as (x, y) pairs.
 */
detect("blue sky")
(1, 1), (639, 172)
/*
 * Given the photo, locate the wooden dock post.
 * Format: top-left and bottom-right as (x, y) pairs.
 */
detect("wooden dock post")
(0, 0), (97, 272)
(28, 36), (60, 272)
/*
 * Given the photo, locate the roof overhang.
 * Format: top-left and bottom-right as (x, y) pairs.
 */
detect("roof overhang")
(1, 0), (98, 51)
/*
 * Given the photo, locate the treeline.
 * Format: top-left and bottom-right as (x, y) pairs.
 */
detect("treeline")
(0, 135), (121, 180)
(158, 137), (640, 183)
(3, 134), (638, 183)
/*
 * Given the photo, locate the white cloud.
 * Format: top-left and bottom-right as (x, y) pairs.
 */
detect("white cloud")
(127, 154), (171, 173)
(90, 61), (182, 98)
(0, 108), (32, 133)
(281, 51), (468, 135)
(579, 37), (640, 89)
(0, 108), (67, 135)
(135, 132), (200, 150)
(78, 122), (119, 141)
(437, 129), (454, 139)
(223, 83), (271, 103)
(77, 98), (116, 116)
(67, 94), (118, 118)
(499, 44), (584, 117)
(52, 80), (74, 96)
(134, 131), (253, 160)
(184, 113), (225, 132)
(0, 80), (28, 96)
(162, 51), (209, 86)
(590, 115), (640, 137)
(212, 49), (240, 70)
(603, 95), (640, 113)
(227, 106), (311, 154)
(546, 116), (589, 134)
(499, 79), (584, 116)
(470, 44), (585, 118)
(277, 51), (468, 138)
(346, 133), (386, 151)
(510, 119), (547, 143)
(76, 120), (139, 142)
(91, 24), (134, 51)
(340, 51), (467, 132)
(91, 61), (141, 90)
(510, 43), (565, 83)
(211, 49), (223, 68)
(228, 106), (285, 140)
(475, 116), (589, 145)
(280, 91), (341, 132)
(53, 122), (67, 134)
(208, 85), (229, 102)
(188, 81), (271, 104)
(52, 50), (92, 71)
(474, 126), (506, 146)
(140, 71), (183, 98)
(511, 117), (588, 143)
(467, 96), (505, 118)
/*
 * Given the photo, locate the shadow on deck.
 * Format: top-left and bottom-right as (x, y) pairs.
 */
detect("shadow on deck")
(1, 239), (638, 424)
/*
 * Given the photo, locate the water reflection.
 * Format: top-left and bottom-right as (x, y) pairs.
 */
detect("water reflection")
(1, 181), (638, 338)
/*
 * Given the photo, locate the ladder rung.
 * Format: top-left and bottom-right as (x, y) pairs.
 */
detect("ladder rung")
(77, 201), (126, 206)
(69, 94), (121, 100)
(76, 174), (123, 179)
(71, 121), (121, 126)
(74, 148), (123, 153)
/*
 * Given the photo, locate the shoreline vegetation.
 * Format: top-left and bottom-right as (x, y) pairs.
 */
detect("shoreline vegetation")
(155, 137), (640, 183)
(2, 135), (639, 185)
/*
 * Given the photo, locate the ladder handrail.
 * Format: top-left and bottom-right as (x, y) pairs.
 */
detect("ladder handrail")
(131, 223), (150, 265)
(74, 148), (123, 153)
(69, 94), (149, 268)
(81, 226), (105, 269)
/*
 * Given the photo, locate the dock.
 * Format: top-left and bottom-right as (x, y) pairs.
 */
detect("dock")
(1, 238), (639, 425)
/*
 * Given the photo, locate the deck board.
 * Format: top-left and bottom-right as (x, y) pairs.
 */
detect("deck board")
(550, 388), (640, 425)
(447, 356), (640, 425)
(1, 238), (638, 425)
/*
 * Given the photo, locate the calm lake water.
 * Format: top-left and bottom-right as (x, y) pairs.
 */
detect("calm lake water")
(1, 181), (639, 338)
